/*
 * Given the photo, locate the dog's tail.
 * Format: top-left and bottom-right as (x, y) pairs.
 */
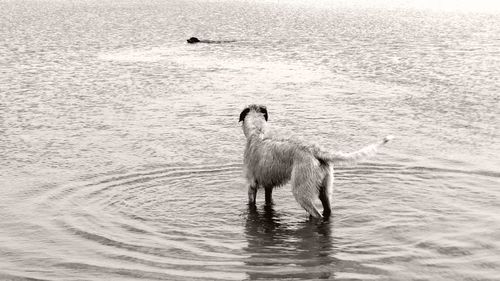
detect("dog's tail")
(319, 135), (394, 165)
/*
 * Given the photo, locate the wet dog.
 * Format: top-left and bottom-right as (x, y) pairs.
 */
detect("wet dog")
(239, 104), (393, 219)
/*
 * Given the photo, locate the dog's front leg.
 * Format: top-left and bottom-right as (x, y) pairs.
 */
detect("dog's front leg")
(264, 187), (273, 205)
(248, 182), (258, 205)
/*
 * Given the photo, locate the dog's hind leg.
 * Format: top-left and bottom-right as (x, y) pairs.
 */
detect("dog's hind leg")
(293, 189), (322, 218)
(319, 166), (334, 218)
(291, 174), (322, 218)
(319, 187), (332, 218)
(319, 175), (333, 218)
(290, 162), (323, 218)
(248, 182), (258, 205)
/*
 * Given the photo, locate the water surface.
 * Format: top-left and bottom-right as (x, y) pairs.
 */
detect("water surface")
(1, 0), (499, 280)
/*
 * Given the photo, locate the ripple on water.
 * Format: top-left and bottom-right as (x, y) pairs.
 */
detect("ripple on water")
(334, 162), (500, 280)
(19, 163), (248, 280)
(6, 161), (500, 280)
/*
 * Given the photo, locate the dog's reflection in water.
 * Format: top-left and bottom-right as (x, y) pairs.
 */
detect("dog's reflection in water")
(244, 204), (336, 280)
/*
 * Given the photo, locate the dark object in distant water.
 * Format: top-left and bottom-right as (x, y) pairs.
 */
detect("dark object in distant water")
(187, 37), (200, 43)
(187, 37), (235, 44)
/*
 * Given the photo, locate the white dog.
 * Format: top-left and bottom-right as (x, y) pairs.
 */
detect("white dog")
(239, 104), (393, 218)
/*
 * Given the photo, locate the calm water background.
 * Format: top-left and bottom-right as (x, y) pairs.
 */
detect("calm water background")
(1, 0), (499, 280)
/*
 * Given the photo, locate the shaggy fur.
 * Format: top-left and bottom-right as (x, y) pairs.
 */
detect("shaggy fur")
(240, 104), (393, 219)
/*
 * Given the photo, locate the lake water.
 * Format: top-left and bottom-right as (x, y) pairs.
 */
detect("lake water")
(1, 0), (499, 280)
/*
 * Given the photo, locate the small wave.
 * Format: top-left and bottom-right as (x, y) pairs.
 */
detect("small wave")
(87, 163), (242, 196)
(336, 162), (500, 179)
(34, 163), (242, 204)
(57, 219), (242, 260)
(98, 46), (330, 84)
(409, 166), (500, 179)
(56, 261), (246, 280)
(91, 163), (241, 185)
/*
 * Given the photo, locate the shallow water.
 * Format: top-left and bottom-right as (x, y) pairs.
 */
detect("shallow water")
(1, 0), (499, 280)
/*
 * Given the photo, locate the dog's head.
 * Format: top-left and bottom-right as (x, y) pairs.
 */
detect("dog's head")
(187, 37), (200, 44)
(239, 104), (268, 138)
(239, 104), (268, 122)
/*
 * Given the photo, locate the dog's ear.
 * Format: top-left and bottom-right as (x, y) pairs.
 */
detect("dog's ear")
(239, 107), (250, 122)
(259, 106), (268, 121)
